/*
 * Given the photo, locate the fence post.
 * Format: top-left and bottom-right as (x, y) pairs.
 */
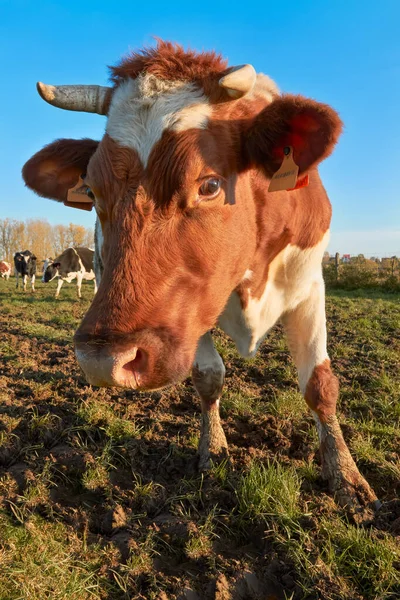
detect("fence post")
(335, 252), (340, 282)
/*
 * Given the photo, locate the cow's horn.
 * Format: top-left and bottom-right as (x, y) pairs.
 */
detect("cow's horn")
(219, 64), (257, 99)
(36, 82), (112, 115)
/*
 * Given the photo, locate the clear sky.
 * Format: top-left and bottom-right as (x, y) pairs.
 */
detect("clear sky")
(1, 0), (399, 256)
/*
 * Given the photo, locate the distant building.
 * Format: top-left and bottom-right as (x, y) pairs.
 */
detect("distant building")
(342, 254), (351, 263)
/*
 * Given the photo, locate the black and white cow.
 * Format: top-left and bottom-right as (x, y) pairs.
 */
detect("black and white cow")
(42, 247), (97, 299)
(14, 250), (37, 291)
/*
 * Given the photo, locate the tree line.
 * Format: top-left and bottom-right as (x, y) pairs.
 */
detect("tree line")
(0, 218), (94, 263)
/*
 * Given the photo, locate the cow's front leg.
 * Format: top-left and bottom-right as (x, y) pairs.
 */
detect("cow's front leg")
(55, 278), (63, 299)
(76, 273), (83, 299)
(31, 274), (35, 292)
(192, 332), (228, 471)
(23, 274), (27, 292)
(282, 279), (379, 519)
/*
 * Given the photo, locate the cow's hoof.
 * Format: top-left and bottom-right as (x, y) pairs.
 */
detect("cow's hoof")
(197, 446), (229, 472)
(197, 431), (229, 472)
(328, 471), (380, 524)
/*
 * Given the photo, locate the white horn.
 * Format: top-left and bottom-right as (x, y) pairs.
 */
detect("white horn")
(36, 82), (112, 115)
(219, 64), (257, 99)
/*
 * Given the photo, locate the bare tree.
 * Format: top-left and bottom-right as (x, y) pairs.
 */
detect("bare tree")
(67, 223), (86, 247)
(0, 218), (95, 262)
(0, 218), (25, 261)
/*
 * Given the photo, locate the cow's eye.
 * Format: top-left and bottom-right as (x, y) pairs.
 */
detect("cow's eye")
(198, 177), (221, 199)
(86, 187), (95, 201)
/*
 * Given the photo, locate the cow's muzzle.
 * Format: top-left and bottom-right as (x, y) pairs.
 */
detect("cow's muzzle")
(74, 330), (191, 390)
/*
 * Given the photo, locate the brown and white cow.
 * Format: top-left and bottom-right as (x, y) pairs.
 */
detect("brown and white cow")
(0, 261), (11, 280)
(22, 41), (378, 516)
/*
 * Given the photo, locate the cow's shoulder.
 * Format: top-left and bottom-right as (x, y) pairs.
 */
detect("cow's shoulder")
(75, 247), (94, 272)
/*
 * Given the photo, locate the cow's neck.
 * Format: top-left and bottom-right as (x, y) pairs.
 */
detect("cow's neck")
(218, 169), (332, 356)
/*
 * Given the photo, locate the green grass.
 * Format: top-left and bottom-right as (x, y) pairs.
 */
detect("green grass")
(236, 460), (302, 524)
(0, 278), (399, 599)
(0, 512), (106, 600)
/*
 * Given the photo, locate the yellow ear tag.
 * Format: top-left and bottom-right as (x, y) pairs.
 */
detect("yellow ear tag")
(65, 176), (93, 211)
(268, 146), (299, 192)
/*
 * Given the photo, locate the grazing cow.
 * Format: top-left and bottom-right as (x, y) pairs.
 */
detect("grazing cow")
(0, 261), (11, 280)
(22, 40), (378, 515)
(14, 250), (37, 291)
(42, 247), (97, 299)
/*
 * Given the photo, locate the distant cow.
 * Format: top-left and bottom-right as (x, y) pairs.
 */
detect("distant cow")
(14, 250), (37, 292)
(42, 247), (97, 299)
(0, 261), (11, 280)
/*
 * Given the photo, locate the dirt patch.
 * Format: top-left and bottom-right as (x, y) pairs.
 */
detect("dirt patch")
(1, 283), (399, 599)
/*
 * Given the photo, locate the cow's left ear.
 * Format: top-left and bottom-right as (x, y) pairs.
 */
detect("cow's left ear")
(22, 138), (99, 204)
(245, 95), (343, 177)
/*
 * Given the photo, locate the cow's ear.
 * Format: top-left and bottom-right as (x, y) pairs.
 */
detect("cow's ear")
(245, 95), (343, 177)
(22, 138), (99, 203)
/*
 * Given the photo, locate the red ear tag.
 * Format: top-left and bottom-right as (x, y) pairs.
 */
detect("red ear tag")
(268, 146), (299, 192)
(64, 176), (94, 211)
(288, 174), (309, 191)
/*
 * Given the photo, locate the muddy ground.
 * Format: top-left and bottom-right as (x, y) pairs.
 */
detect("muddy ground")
(0, 281), (399, 599)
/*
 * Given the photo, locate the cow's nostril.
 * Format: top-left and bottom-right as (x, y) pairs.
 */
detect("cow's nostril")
(120, 348), (147, 377)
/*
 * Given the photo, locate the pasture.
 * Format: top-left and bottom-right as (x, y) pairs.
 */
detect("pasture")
(0, 278), (399, 600)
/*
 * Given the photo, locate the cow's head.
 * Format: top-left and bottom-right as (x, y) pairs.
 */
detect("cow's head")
(23, 41), (342, 391)
(14, 251), (36, 268)
(43, 261), (60, 283)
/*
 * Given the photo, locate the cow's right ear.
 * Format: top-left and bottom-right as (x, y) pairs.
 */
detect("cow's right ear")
(22, 138), (99, 204)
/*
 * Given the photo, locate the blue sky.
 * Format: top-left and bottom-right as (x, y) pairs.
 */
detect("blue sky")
(1, 0), (399, 256)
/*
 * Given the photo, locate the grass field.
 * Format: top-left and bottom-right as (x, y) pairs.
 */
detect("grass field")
(0, 278), (399, 600)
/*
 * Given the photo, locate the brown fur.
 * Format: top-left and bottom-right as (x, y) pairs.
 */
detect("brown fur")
(110, 39), (228, 98)
(305, 359), (339, 421)
(22, 139), (99, 203)
(246, 95), (343, 176)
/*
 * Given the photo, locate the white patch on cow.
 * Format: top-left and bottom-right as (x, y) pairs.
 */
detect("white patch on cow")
(218, 231), (330, 358)
(42, 258), (51, 282)
(282, 277), (329, 394)
(70, 248), (96, 284)
(23, 254), (30, 263)
(106, 74), (211, 166)
(194, 332), (225, 377)
(242, 269), (253, 282)
(55, 278), (64, 298)
(64, 271), (78, 283)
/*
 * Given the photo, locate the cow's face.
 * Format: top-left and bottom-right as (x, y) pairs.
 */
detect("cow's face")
(22, 43), (342, 391)
(43, 262), (60, 283)
(14, 252), (35, 273)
